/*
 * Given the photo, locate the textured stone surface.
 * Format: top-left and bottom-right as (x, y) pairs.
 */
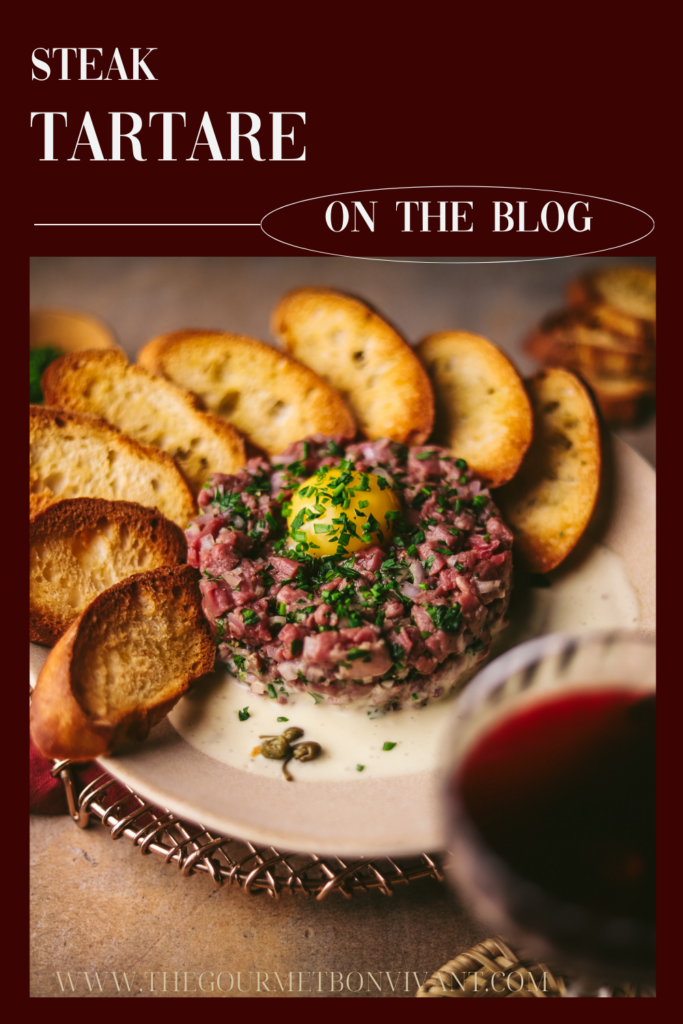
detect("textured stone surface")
(30, 814), (485, 998)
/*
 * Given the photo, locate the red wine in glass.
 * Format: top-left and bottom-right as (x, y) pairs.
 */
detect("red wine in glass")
(446, 685), (655, 984)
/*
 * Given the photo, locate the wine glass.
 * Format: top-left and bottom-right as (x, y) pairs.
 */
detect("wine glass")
(441, 631), (655, 992)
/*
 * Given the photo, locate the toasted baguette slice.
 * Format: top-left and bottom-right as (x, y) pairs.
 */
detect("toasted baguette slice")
(30, 498), (187, 646)
(30, 565), (215, 761)
(271, 288), (434, 445)
(137, 329), (356, 456)
(525, 306), (656, 380)
(495, 369), (601, 574)
(30, 406), (196, 528)
(567, 265), (656, 323)
(30, 308), (119, 352)
(42, 349), (245, 493)
(416, 331), (533, 487)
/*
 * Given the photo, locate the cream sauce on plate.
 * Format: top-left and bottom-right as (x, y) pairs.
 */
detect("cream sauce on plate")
(169, 543), (640, 782)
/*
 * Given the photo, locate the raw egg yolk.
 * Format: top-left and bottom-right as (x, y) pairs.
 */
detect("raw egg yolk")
(287, 467), (402, 558)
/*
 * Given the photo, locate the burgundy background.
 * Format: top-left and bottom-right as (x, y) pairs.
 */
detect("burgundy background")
(19, 5), (670, 1002)
(18, 10), (662, 260)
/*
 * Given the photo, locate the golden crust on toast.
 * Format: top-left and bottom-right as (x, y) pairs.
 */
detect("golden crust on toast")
(30, 498), (187, 646)
(567, 265), (656, 323)
(495, 368), (601, 574)
(42, 349), (245, 493)
(30, 406), (196, 528)
(30, 565), (215, 761)
(525, 306), (655, 379)
(137, 329), (356, 455)
(416, 331), (533, 488)
(271, 288), (434, 445)
(30, 308), (119, 352)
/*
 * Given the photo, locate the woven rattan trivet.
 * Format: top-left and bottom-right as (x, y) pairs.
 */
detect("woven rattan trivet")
(416, 937), (654, 998)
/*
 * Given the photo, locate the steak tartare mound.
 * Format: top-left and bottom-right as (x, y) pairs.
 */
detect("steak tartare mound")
(186, 436), (513, 710)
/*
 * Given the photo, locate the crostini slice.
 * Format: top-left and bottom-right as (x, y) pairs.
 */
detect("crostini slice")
(566, 265), (656, 324)
(495, 368), (601, 574)
(41, 349), (245, 494)
(30, 406), (196, 528)
(30, 498), (187, 646)
(30, 564), (215, 761)
(137, 329), (356, 455)
(270, 288), (434, 446)
(417, 330), (533, 488)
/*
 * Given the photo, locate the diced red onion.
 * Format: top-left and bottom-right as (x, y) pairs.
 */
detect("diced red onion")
(409, 560), (424, 584)
(476, 580), (500, 593)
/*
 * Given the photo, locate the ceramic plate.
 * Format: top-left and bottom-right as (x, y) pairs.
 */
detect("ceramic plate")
(30, 435), (655, 857)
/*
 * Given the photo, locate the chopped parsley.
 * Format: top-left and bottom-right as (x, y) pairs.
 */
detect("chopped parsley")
(238, 707), (250, 721)
(383, 742), (397, 751)
(356, 764), (365, 772)
(347, 648), (372, 663)
(266, 683), (278, 699)
(426, 603), (462, 634)
(277, 716), (289, 722)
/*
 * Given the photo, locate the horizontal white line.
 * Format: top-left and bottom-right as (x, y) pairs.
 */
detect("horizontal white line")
(33, 222), (261, 227)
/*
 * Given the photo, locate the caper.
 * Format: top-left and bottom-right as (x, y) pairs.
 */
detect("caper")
(282, 727), (304, 743)
(291, 741), (322, 762)
(260, 736), (290, 759)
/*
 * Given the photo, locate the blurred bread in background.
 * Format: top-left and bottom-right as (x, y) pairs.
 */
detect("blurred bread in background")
(566, 265), (656, 324)
(30, 308), (119, 353)
(524, 265), (655, 427)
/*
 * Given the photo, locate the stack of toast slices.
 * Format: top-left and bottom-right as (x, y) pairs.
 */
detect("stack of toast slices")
(524, 265), (655, 427)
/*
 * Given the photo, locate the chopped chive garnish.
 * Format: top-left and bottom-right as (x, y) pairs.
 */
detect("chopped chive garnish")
(383, 741), (397, 751)
(267, 683), (277, 699)
(356, 764), (365, 772)
(277, 716), (289, 722)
